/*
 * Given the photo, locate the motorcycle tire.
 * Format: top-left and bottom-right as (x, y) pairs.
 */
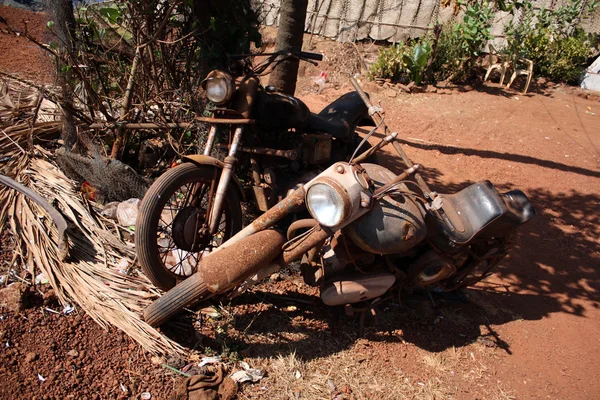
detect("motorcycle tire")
(136, 163), (242, 291)
(144, 273), (213, 327)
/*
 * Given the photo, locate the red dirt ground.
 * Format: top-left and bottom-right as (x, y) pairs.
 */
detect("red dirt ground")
(1, 6), (600, 400)
(0, 5), (53, 83)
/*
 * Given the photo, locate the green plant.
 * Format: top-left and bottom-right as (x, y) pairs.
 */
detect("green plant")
(367, 43), (407, 81)
(403, 42), (432, 85)
(502, 0), (597, 83)
(430, 0), (494, 82)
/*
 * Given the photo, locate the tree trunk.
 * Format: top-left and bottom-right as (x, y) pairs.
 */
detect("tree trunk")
(268, 0), (308, 95)
(45, 0), (78, 148)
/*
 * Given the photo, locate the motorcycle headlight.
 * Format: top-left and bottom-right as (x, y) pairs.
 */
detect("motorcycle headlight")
(306, 182), (345, 227)
(201, 70), (234, 105)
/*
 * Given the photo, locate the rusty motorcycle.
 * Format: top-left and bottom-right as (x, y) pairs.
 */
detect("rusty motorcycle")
(143, 78), (535, 327)
(136, 49), (377, 291)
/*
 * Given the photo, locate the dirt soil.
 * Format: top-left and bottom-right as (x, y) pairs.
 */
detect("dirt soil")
(0, 5), (53, 83)
(1, 9), (600, 400)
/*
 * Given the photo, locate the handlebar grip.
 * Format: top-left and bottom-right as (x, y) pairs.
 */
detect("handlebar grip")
(297, 51), (323, 61)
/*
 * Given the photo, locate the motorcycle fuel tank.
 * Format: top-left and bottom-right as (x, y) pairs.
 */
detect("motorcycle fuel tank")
(344, 163), (427, 254)
(253, 91), (310, 131)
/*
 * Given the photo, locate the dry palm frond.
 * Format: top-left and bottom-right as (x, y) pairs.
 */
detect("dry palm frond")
(0, 77), (183, 355)
(6, 154), (183, 355)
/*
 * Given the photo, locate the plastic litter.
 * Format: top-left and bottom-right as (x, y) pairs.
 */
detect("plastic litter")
(116, 198), (141, 226)
(230, 361), (264, 383)
(34, 273), (48, 285)
(37, 374), (46, 382)
(140, 392), (151, 400)
(101, 201), (120, 220)
(0, 275), (6, 284)
(198, 356), (221, 367)
(63, 304), (75, 315)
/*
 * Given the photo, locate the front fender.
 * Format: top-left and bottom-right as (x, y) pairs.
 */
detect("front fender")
(182, 154), (245, 201)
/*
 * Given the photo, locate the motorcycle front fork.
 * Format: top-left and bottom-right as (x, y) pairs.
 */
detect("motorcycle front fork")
(203, 124), (244, 235)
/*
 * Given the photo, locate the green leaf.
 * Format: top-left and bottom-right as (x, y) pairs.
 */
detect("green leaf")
(99, 7), (122, 24)
(46, 20), (54, 29)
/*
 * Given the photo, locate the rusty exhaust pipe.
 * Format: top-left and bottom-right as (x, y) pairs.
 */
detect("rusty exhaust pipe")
(198, 229), (286, 293)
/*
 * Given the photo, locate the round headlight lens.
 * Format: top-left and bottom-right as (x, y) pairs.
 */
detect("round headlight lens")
(306, 183), (344, 227)
(205, 78), (230, 104)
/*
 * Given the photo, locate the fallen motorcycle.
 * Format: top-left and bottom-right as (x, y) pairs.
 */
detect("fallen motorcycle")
(136, 49), (376, 291)
(143, 78), (535, 327)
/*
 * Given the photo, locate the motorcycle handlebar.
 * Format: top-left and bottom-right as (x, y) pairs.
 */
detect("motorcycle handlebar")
(295, 51), (323, 61)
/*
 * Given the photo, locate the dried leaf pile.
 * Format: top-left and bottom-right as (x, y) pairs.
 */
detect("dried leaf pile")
(0, 77), (182, 355)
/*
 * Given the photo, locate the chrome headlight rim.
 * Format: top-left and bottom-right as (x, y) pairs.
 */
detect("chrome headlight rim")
(305, 179), (351, 228)
(201, 70), (234, 105)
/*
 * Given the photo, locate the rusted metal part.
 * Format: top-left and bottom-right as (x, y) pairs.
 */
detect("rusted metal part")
(350, 77), (434, 199)
(287, 218), (318, 240)
(203, 125), (218, 156)
(218, 186), (306, 250)
(89, 118), (254, 129)
(181, 155), (245, 202)
(344, 163), (426, 255)
(390, 142), (434, 198)
(198, 230), (286, 293)
(373, 164), (420, 197)
(0, 174), (69, 261)
(351, 132), (397, 164)
(282, 224), (333, 264)
(217, 143), (298, 160)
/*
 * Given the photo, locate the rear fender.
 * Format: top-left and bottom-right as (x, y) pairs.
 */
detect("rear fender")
(182, 154), (245, 201)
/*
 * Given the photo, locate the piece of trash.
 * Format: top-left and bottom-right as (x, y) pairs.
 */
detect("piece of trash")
(116, 198), (141, 226)
(34, 273), (48, 285)
(198, 356), (221, 367)
(63, 304), (75, 315)
(199, 306), (221, 318)
(140, 392), (151, 400)
(230, 369), (264, 383)
(0, 275), (6, 284)
(294, 370), (302, 380)
(238, 361), (251, 370)
(161, 363), (191, 377)
(37, 374), (46, 382)
(101, 202), (120, 220)
(327, 379), (336, 391)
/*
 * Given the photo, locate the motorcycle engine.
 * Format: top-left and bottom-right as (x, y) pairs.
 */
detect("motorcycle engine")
(344, 163), (427, 255)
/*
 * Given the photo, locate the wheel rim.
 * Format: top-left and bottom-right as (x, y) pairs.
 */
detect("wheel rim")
(155, 180), (229, 279)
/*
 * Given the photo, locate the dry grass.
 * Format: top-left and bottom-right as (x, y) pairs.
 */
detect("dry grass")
(0, 77), (182, 355)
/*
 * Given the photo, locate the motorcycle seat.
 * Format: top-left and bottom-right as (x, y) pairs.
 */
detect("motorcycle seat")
(309, 91), (375, 140)
(436, 181), (507, 245)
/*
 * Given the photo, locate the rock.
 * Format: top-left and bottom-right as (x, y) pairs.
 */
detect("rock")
(406, 82), (415, 91)
(395, 83), (411, 93)
(67, 349), (79, 357)
(25, 352), (38, 363)
(385, 88), (397, 98)
(411, 85), (427, 93)
(426, 85), (438, 93)
(341, 384), (352, 394)
(0, 283), (28, 312)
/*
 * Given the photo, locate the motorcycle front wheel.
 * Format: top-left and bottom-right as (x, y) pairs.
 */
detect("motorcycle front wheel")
(136, 163), (242, 291)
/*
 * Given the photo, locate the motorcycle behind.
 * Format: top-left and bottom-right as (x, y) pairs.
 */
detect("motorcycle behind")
(142, 78), (536, 328)
(136, 49), (376, 291)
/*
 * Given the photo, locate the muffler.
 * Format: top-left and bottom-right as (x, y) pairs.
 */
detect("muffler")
(198, 229), (286, 293)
